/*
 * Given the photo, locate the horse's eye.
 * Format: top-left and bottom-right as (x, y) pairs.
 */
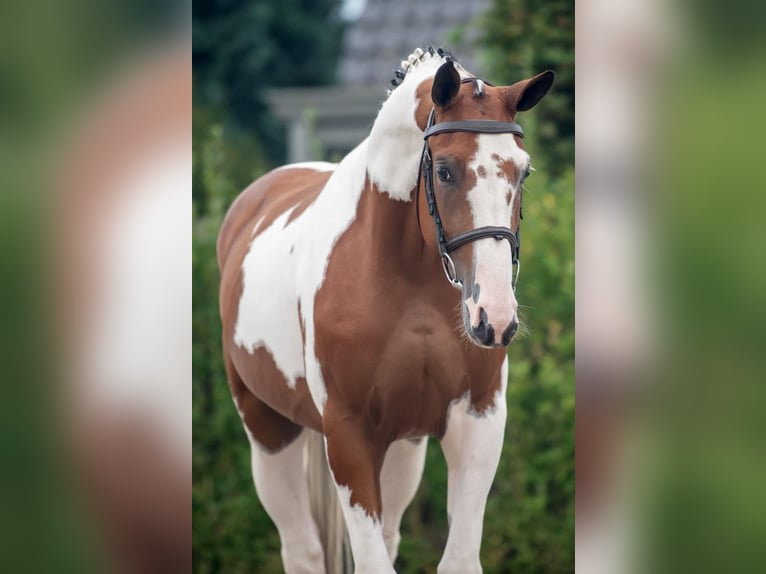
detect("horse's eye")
(521, 168), (531, 183)
(436, 167), (452, 183)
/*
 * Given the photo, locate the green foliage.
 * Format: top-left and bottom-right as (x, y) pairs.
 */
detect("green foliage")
(193, 0), (344, 162)
(192, 1), (345, 565)
(488, 170), (575, 573)
(482, 0), (574, 173)
(192, 117), (280, 572)
(475, 2), (575, 567)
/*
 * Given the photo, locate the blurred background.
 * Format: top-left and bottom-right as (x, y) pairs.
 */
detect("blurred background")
(192, 0), (573, 572)
(2, 0), (764, 572)
(577, 1), (766, 573)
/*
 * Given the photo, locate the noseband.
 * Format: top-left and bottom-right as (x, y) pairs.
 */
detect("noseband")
(418, 79), (525, 289)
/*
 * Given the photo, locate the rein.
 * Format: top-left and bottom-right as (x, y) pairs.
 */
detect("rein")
(417, 79), (525, 289)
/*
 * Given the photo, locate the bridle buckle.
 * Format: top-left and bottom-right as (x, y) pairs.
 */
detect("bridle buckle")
(440, 253), (462, 288)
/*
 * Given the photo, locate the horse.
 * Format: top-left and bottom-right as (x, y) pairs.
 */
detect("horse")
(217, 47), (553, 573)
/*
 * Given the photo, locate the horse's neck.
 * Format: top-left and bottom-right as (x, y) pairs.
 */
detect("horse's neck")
(361, 108), (428, 264)
(357, 175), (445, 287)
(352, 85), (450, 285)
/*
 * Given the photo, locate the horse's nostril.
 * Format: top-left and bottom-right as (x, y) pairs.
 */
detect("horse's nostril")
(501, 321), (519, 346)
(473, 307), (495, 345)
(478, 307), (488, 329)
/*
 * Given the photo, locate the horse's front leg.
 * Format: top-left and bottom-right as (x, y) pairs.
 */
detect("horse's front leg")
(323, 400), (394, 574)
(438, 362), (508, 574)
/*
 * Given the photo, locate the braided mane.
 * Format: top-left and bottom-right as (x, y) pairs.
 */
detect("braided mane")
(367, 46), (465, 201)
(386, 46), (457, 96)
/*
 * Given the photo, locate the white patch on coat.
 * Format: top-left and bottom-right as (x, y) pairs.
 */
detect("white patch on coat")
(247, 430), (326, 572)
(235, 207), (303, 387)
(438, 357), (508, 573)
(234, 143), (368, 411)
(380, 438), (428, 561)
(465, 134), (529, 331)
(367, 53), (470, 202)
(333, 484), (393, 573)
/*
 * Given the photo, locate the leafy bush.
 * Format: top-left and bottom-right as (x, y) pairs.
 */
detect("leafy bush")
(192, 119), (283, 572)
(482, 0), (574, 173)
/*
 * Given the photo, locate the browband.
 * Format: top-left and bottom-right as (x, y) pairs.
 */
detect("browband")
(424, 120), (524, 139)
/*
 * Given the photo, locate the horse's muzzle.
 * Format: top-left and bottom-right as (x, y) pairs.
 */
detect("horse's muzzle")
(470, 308), (518, 347)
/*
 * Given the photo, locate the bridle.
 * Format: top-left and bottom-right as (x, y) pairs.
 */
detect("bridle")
(417, 78), (525, 289)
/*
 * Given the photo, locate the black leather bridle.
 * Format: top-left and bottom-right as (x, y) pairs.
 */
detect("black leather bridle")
(418, 79), (525, 289)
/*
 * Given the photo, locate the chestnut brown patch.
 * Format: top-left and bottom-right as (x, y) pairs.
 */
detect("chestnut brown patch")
(226, 353), (305, 453)
(468, 383), (503, 415)
(226, 340), (323, 439)
(511, 189), (522, 230)
(297, 300), (306, 348)
(491, 153), (518, 184)
(477, 165), (487, 178)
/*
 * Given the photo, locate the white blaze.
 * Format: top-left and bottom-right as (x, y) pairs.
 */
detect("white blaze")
(465, 133), (529, 332)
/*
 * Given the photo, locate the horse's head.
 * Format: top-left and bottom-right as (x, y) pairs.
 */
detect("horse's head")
(416, 59), (554, 348)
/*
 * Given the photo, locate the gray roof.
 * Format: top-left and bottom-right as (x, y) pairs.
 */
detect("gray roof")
(339, 0), (490, 87)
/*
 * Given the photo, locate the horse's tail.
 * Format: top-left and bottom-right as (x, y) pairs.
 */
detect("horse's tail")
(306, 429), (353, 573)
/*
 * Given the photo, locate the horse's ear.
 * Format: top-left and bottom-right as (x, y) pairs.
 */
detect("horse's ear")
(505, 70), (555, 112)
(431, 60), (461, 107)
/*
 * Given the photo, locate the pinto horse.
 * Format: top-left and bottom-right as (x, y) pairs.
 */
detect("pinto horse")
(218, 48), (553, 573)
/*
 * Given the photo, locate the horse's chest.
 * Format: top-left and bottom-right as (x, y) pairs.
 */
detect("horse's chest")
(314, 298), (498, 438)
